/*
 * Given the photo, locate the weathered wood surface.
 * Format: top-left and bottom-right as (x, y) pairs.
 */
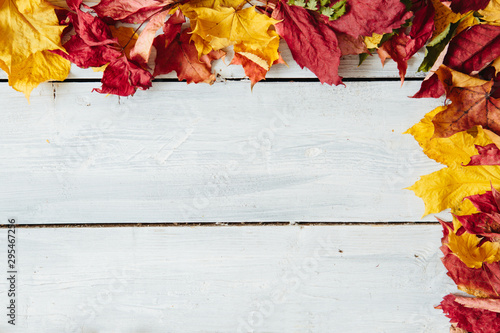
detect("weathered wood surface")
(0, 80), (445, 224)
(0, 225), (454, 333)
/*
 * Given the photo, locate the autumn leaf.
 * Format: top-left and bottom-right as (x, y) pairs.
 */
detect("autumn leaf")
(416, 24), (500, 98)
(412, 73), (445, 98)
(93, 55), (152, 96)
(448, 0), (490, 14)
(430, 0), (476, 40)
(445, 219), (500, 269)
(467, 144), (500, 166)
(326, 0), (412, 38)
(92, 0), (174, 23)
(431, 72), (500, 139)
(440, 294), (500, 333)
(408, 164), (500, 216)
(91, 0), (177, 65)
(455, 185), (500, 241)
(153, 30), (225, 84)
(404, 106), (492, 167)
(404, 0), (435, 61)
(444, 25), (500, 76)
(272, 1), (342, 85)
(183, 1), (279, 56)
(129, 11), (170, 64)
(231, 30), (284, 87)
(0, 0), (70, 98)
(377, 31), (409, 83)
(54, 0), (152, 96)
(335, 32), (367, 56)
(479, 0), (500, 26)
(417, 18), (463, 73)
(439, 219), (500, 298)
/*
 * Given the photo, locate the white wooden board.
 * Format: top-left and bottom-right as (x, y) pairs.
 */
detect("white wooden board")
(0, 225), (454, 332)
(0, 81), (445, 224)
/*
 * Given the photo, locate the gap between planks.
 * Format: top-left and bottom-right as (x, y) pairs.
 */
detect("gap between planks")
(0, 221), (440, 228)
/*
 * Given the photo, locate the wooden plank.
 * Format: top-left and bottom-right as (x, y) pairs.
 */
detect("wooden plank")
(0, 81), (446, 224)
(0, 225), (454, 332)
(0, 44), (427, 80)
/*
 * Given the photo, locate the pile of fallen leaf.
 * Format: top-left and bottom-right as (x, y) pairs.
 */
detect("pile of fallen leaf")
(2, 0), (500, 330)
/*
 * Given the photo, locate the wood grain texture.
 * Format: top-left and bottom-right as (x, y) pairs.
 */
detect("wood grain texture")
(0, 225), (454, 333)
(0, 81), (446, 224)
(1, 80), (446, 224)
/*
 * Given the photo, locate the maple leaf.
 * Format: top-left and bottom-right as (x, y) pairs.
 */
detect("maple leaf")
(0, 0), (70, 98)
(440, 294), (500, 333)
(272, 1), (342, 85)
(407, 164), (500, 216)
(326, 0), (412, 38)
(439, 219), (500, 298)
(404, 106), (492, 167)
(153, 30), (225, 84)
(183, 1), (279, 56)
(431, 68), (500, 139)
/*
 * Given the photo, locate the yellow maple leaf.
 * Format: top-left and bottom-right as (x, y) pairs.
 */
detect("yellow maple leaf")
(408, 165), (500, 216)
(447, 219), (500, 269)
(0, 0), (69, 98)
(430, 0), (476, 39)
(405, 108), (492, 167)
(478, 0), (500, 26)
(179, 0), (245, 56)
(183, 2), (279, 56)
(234, 30), (281, 68)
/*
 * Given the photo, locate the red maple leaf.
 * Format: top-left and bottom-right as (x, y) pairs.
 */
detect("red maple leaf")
(153, 30), (225, 84)
(272, 1), (342, 85)
(467, 144), (500, 166)
(455, 185), (500, 241)
(440, 294), (500, 333)
(327, 0), (412, 38)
